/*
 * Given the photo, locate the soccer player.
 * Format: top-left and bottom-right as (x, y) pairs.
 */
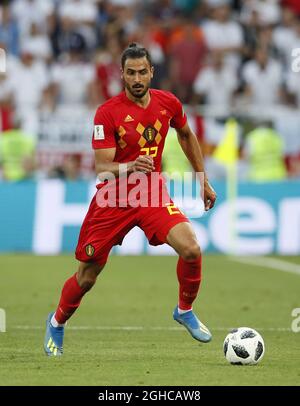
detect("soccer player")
(44, 43), (217, 356)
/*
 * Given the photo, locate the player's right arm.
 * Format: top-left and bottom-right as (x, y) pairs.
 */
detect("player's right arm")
(95, 148), (155, 181)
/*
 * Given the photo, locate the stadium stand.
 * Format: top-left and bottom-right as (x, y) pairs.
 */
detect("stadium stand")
(0, 0), (300, 180)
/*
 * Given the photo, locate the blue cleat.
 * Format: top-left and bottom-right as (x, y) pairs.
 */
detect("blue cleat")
(173, 306), (212, 343)
(44, 312), (64, 356)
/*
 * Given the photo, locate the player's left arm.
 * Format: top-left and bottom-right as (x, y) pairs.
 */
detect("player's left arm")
(176, 122), (217, 211)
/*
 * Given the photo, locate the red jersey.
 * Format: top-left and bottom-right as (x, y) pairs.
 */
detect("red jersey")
(92, 89), (187, 169)
(92, 89), (187, 206)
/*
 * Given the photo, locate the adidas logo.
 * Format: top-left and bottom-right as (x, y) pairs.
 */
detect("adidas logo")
(124, 114), (134, 122)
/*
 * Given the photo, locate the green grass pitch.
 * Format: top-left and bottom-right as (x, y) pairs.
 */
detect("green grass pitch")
(0, 254), (299, 386)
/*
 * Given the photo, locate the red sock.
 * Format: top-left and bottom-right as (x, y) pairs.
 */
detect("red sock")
(176, 256), (202, 310)
(54, 273), (86, 324)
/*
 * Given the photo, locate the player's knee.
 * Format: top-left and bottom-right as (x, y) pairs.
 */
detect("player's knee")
(181, 243), (201, 261)
(80, 278), (96, 292)
(77, 262), (105, 291)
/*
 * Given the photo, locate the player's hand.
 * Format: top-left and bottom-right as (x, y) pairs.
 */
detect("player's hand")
(203, 180), (217, 211)
(130, 155), (155, 173)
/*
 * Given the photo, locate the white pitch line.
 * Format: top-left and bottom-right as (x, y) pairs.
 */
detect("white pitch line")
(231, 256), (300, 276)
(12, 325), (292, 332)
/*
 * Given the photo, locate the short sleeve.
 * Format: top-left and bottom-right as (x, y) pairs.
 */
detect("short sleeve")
(170, 95), (187, 129)
(92, 107), (116, 149)
(193, 68), (210, 95)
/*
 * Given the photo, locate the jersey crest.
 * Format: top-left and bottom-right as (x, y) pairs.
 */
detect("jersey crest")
(143, 126), (157, 143)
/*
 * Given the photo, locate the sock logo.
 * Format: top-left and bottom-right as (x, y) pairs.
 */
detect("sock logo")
(85, 244), (95, 257)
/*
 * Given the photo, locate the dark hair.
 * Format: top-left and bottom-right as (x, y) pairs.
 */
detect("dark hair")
(121, 43), (152, 69)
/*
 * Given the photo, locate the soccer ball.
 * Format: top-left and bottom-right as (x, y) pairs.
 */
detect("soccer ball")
(223, 327), (265, 365)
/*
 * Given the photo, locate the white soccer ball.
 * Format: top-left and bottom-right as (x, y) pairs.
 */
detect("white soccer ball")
(223, 327), (265, 365)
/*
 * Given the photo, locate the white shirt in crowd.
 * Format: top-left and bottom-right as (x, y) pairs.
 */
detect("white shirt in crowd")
(108, 0), (137, 5)
(240, 0), (281, 25)
(59, 0), (98, 24)
(273, 27), (300, 69)
(286, 71), (300, 107)
(6, 60), (49, 109)
(242, 59), (283, 106)
(0, 55), (19, 101)
(12, 0), (54, 36)
(0, 58), (49, 135)
(193, 64), (238, 107)
(202, 19), (243, 69)
(51, 61), (95, 105)
(20, 37), (53, 62)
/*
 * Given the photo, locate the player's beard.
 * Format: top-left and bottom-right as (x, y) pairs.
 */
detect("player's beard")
(125, 82), (150, 99)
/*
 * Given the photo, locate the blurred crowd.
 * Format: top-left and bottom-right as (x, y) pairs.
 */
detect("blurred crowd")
(0, 0), (300, 182)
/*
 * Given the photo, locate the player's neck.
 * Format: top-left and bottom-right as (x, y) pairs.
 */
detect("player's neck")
(125, 89), (151, 109)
